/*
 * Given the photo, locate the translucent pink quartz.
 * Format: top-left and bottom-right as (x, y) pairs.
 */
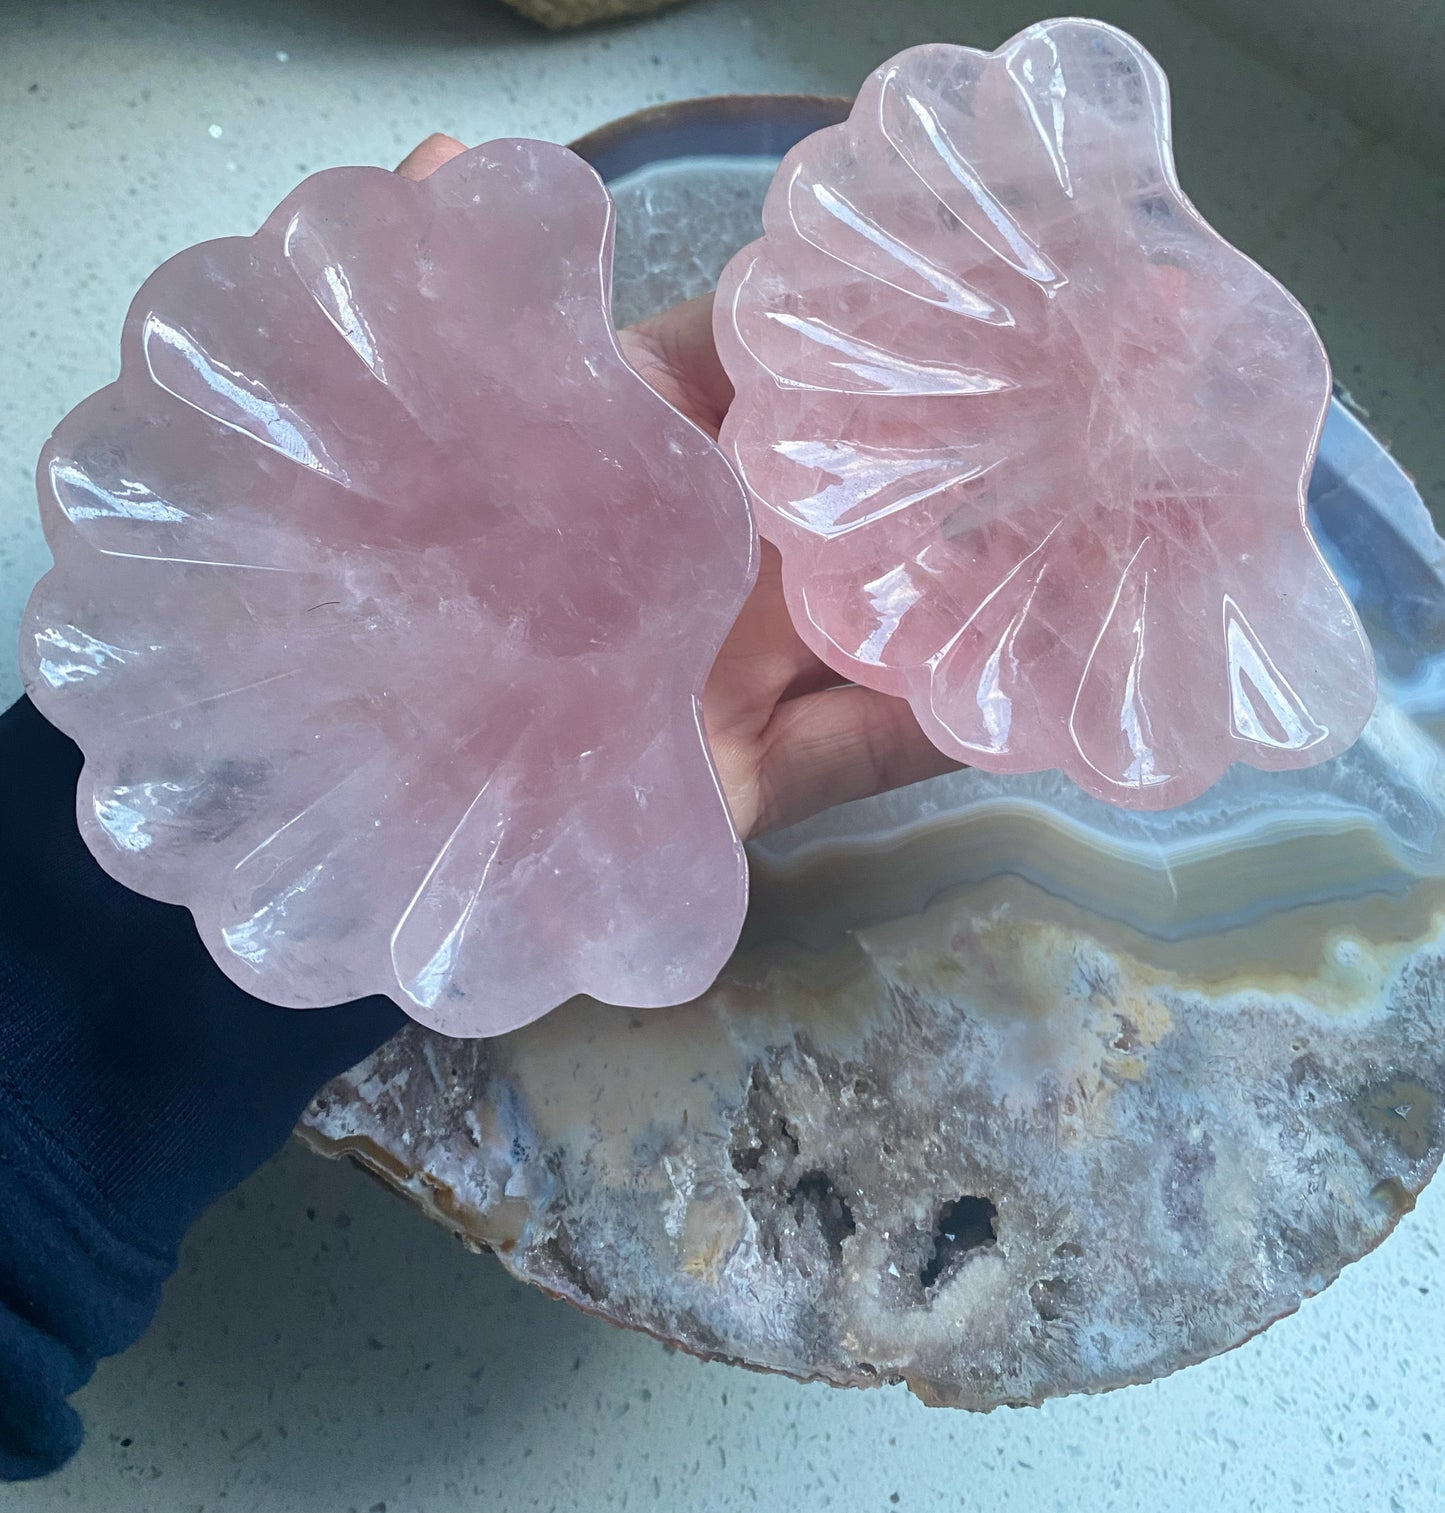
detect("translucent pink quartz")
(714, 20), (1376, 809)
(21, 140), (756, 1036)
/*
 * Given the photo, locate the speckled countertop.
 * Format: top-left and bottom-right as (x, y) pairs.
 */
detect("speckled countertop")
(2, 2), (1443, 1510)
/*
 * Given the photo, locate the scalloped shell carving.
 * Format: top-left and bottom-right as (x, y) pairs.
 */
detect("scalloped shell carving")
(714, 20), (1376, 809)
(22, 140), (756, 1035)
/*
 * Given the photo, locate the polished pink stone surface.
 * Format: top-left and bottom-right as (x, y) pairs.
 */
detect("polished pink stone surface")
(714, 19), (1376, 809)
(21, 139), (756, 1036)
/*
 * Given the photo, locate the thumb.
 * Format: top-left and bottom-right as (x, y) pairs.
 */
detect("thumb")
(620, 294), (735, 438)
(395, 132), (467, 180)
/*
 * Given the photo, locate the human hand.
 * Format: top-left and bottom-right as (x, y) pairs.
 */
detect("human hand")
(399, 135), (959, 840)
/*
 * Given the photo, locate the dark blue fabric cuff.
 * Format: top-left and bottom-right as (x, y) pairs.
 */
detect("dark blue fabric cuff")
(0, 696), (406, 1478)
(0, 1097), (172, 1481)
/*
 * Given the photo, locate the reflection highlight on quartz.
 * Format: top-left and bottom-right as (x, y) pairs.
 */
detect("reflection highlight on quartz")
(141, 311), (349, 480)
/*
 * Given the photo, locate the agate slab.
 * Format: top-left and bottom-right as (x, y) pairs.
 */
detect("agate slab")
(303, 127), (1445, 1409)
(20, 138), (756, 1037)
(714, 21), (1377, 809)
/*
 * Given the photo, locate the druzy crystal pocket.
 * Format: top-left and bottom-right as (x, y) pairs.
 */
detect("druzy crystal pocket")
(714, 19), (1377, 809)
(21, 140), (756, 1036)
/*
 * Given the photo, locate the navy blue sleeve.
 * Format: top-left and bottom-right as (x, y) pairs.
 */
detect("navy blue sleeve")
(0, 696), (406, 1480)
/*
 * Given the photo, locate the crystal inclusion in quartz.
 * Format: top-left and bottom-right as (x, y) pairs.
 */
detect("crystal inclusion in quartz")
(21, 139), (757, 1036)
(714, 18), (1377, 809)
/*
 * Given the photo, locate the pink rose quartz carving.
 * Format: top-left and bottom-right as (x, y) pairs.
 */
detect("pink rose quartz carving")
(21, 139), (757, 1037)
(714, 19), (1376, 809)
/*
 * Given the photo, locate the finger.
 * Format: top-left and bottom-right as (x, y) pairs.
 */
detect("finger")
(620, 293), (734, 436)
(777, 659), (852, 703)
(757, 549), (853, 703)
(752, 683), (963, 836)
(706, 544), (837, 722)
(395, 133), (468, 180)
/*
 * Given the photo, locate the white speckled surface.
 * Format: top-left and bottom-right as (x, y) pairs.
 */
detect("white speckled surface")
(1187, 0), (1445, 166)
(2, 1), (1443, 1508)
